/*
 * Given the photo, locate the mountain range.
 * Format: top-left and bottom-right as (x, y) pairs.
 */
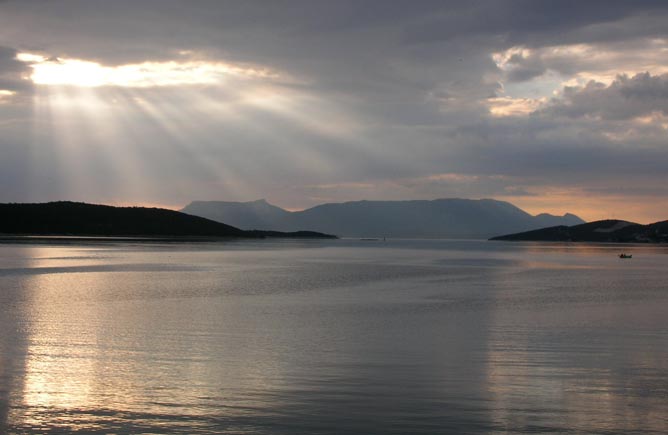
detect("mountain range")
(490, 219), (668, 243)
(181, 198), (584, 239)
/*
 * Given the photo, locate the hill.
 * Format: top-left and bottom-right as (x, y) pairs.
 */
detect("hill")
(0, 202), (336, 239)
(183, 199), (291, 232)
(182, 198), (584, 239)
(490, 219), (668, 243)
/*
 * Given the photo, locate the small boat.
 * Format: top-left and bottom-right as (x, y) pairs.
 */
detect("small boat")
(619, 253), (632, 259)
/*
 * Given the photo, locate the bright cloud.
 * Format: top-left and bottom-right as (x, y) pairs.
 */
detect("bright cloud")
(487, 96), (547, 117)
(540, 72), (668, 120)
(0, 89), (16, 102)
(17, 52), (278, 87)
(494, 39), (668, 89)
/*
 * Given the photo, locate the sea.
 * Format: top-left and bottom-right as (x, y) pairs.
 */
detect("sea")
(0, 238), (666, 434)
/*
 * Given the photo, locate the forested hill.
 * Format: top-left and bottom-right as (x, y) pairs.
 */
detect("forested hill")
(491, 219), (668, 243)
(0, 202), (335, 238)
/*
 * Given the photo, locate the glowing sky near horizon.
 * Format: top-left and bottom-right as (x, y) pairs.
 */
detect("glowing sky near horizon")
(1, 0), (668, 223)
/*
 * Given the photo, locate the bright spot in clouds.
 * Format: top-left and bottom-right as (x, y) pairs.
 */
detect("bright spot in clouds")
(17, 52), (278, 87)
(487, 96), (547, 117)
(0, 89), (16, 102)
(16, 52), (48, 63)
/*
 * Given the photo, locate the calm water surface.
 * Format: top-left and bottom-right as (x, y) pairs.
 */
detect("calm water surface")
(0, 239), (667, 434)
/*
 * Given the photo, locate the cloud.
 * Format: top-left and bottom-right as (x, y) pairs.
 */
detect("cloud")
(0, 46), (32, 96)
(0, 1), (667, 221)
(401, 0), (668, 46)
(541, 72), (668, 120)
(506, 56), (546, 83)
(18, 52), (281, 88)
(487, 96), (546, 117)
(494, 39), (668, 87)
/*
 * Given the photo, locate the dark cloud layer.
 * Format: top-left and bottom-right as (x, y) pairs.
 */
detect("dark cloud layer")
(0, 46), (32, 93)
(401, 0), (668, 46)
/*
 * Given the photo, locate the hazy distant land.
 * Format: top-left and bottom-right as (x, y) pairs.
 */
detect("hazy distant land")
(491, 219), (668, 243)
(4, 200), (665, 243)
(182, 198), (584, 239)
(0, 202), (336, 239)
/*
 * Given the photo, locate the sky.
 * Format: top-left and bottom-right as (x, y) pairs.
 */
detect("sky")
(1, 0), (667, 223)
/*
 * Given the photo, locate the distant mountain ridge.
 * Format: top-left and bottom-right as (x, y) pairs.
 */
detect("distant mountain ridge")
(182, 198), (584, 239)
(491, 219), (668, 243)
(0, 202), (335, 239)
(184, 199), (292, 231)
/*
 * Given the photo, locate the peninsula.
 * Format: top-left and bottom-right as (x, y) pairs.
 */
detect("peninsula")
(0, 202), (337, 239)
(491, 219), (668, 243)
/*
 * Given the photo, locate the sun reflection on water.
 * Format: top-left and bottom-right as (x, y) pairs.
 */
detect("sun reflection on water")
(7, 244), (290, 432)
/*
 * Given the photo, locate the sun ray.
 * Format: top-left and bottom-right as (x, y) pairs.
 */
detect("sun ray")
(19, 48), (387, 205)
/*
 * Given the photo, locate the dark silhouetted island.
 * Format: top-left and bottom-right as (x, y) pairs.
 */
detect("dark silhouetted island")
(0, 202), (337, 239)
(491, 219), (668, 243)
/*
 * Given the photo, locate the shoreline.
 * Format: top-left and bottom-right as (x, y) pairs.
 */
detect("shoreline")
(0, 234), (335, 244)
